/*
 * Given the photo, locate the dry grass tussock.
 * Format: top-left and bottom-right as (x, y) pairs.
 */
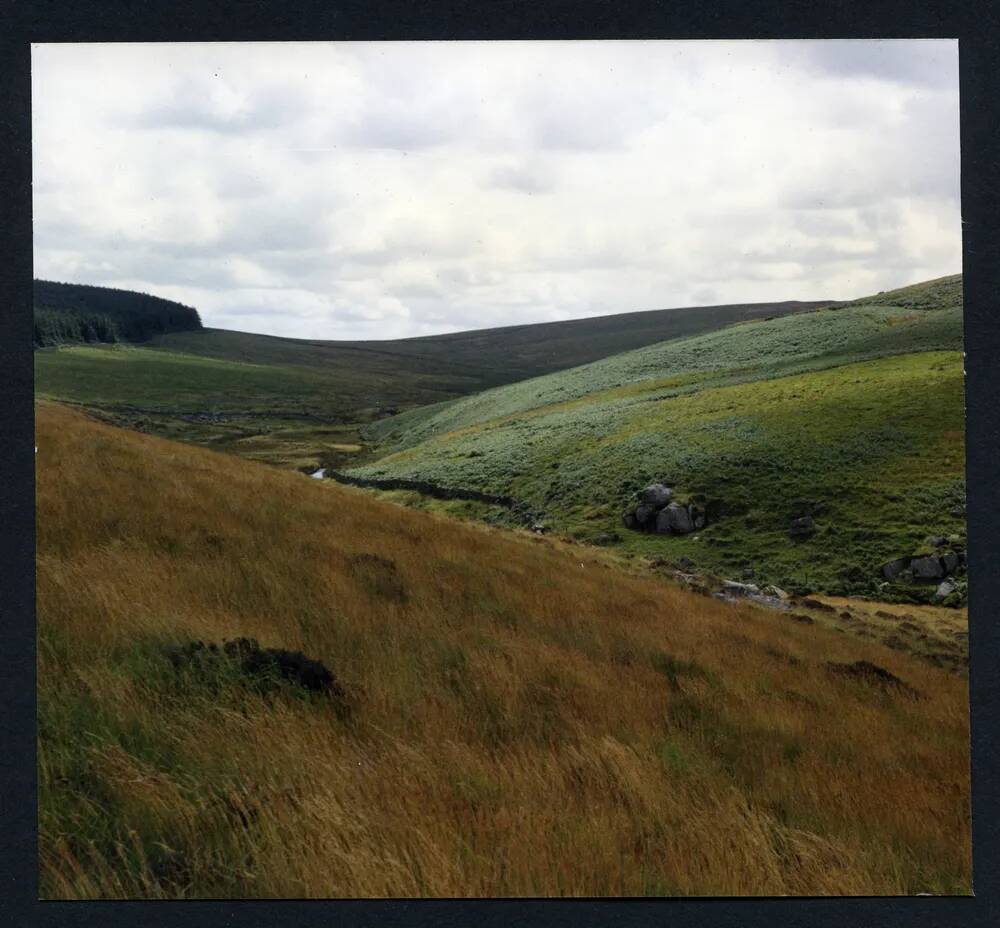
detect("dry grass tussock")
(35, 401), (971, 898)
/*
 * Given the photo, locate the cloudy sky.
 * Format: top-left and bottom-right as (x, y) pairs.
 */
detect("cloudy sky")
(32, 40), (960, 340)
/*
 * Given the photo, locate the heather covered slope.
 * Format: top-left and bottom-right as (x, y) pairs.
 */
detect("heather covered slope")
(36, 401), (970, 898)
(364, 275), (961, 452)
(352, 277), (965, 599)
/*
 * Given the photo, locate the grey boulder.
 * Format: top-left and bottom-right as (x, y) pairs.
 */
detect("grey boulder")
(934, 579), (957, 601)
(656, 502), (695, 535)
(722, 579), (761, 597)
(634, 503), (658, 527)
(941, 551), (960, 574)
(910, 555), (945, 582)
(638, 483), (673, 508)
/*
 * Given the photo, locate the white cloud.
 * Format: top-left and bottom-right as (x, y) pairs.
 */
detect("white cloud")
(32, 40), (960, 340)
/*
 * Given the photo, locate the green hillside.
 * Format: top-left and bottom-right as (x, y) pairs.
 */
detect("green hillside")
(350, 277), (965, 600)
(365, 276), (961, 452)
(34, 290), (830, 469)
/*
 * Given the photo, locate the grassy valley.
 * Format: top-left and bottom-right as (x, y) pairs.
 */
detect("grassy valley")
(28, 39), (970, 906)
(36, 402), (971, 898)
(351, 277), (965, 604)
(34, 286), (829, 469)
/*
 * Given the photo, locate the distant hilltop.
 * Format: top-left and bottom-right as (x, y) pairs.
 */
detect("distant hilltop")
(33, 279), (202, 348)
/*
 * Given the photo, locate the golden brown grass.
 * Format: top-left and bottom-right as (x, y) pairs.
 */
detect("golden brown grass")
(35, 401), (971, 898)
(811, 595), (968, 671)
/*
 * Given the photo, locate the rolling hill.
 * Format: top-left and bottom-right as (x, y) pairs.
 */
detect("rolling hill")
(35, 400), (970, 898)
(150, 297), (834, 385)
(33, 287), (830, 468)
(350, 276), (965, 601)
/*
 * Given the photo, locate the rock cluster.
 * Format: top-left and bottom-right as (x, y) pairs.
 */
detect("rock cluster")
(622, 483), (706, 536)
(712, 579), (791, 611)
(880, 542), (966, 601)
(881, 551), (965, 582)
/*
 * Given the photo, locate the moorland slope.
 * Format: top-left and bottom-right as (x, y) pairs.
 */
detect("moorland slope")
(36, 401), (970, 898)
(351, 276), (964, 600)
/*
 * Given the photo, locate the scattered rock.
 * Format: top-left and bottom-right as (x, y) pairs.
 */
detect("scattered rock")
(634, 503), (658, 527)
(825, 660), (921, 698)
(594, 531), (619, 546)
(941, 551), (960, 574)
(762, 585), (790, 601)
(883, 546), (965, 585)
(910, 555), (945, 582)
(655, 502), (694, 535)
(787, 612), (814, 624)
(722, 579), (761, 597)
(531, 522), (548, 534)
(933, 579), (957, 602)
(638, 483), (673, 508)
(788, 515), (817, 539)
(717, 579), (790, 611)
(838, 611), (854, 620)
(622, 486), (706, 536)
